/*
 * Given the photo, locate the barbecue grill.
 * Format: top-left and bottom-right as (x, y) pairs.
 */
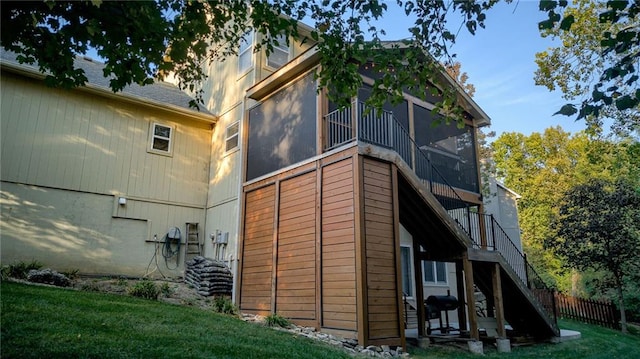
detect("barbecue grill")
(425, 294), (460, 335)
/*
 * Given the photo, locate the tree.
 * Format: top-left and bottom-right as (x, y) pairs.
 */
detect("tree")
(491, 127), (639, 289)
(545, 179), (640, 333)
(445, 61), (476, 98)
(0, 0), (498, 123)
(492, 127), (597, 289)
(537, 0), (640, 134)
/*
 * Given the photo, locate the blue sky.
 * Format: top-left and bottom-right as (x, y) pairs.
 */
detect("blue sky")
(379, 0), (587, 138)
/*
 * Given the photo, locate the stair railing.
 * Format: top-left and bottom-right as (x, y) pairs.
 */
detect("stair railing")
(482, 213), (557, 319)
(323, 101), (558, 329)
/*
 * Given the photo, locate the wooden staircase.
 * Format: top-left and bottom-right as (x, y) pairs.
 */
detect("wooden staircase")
(403, 296), (419, 329)
(470, 250), (558, 339)
(394, 161), (559, 340)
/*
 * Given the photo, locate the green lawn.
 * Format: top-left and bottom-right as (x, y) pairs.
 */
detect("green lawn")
(2, 281), (639, 359)
(0, 282), (350, 359)
(410, 319), (640, 359)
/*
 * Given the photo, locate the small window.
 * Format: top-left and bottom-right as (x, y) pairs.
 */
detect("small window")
(267, 34), (289, 69)
(423, 261), (447, 284)
(238, 30), (254, 74)
(149, 123), (174, 155)
(225, 121), (239, 152)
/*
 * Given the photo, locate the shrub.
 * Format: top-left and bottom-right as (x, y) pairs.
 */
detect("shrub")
(213, 296), (238, 315)
(115, 277), (129, 287)
(128, 280), (159, 300)
(61, 269), (80, 280)
(80, 280), (102, 292)
(160, 282), (173, 297)
(2, 260), (43, 279)
(265, 313), (290, 328)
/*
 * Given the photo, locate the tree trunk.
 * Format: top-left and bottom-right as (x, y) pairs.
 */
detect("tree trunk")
(615, 277), (628, 333)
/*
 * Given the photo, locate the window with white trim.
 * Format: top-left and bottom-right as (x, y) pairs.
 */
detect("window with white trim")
(238, 30), (254, 74)
(400, 245), (413, 297)
(423, 261), (447, 284)
(267, 34), (289, 69)
(149, 122), (174, 155)
(225, 121), (239, 152)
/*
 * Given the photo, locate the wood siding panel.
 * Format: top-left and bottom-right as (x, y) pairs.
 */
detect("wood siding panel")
(363, 158), (401, 341)
(321, 158), (357, 331)
(241, 185), (276, 315)
(276, 172), (317, 321)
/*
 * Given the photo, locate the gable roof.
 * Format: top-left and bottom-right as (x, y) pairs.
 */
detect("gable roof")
(0, 48), (216, 122)
(495, 178), (522, 199)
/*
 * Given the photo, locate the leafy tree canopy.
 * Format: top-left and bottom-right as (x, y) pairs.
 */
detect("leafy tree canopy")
(547, 179), (640, 276)
(537, 0), (640, 134)
(491, 126), (638, 290)
(545, 178), (640, 332)
(0, 0), (500, 123)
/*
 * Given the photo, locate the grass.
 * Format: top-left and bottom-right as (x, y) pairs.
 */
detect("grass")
(1, 282), (350, 359)
(2, 281), (639, 359)
(410, 319), (640, 359)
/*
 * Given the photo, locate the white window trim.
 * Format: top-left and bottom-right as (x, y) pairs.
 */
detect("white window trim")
(224, 121), (240, 155)
(266, 34), (290, 70)
(400, 245), (415, 299)
(423, 260), (448, 286)
(238, 30), (254, 76)
(148, 122), (175, 157)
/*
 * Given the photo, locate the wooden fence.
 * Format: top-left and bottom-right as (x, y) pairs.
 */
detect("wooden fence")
(554, 292), (619, 329)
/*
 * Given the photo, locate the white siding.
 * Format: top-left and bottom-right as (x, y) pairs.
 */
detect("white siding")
(204, 105), (241, 285)
(484, 178), (523, 252)
(400, 225), (464, 326)
(1, 73), (211, 205)
(0, 182), (206, 275)
(207, 106), (242, 206)
(0, 72), (211, 276)
(201, 49), (255, 116)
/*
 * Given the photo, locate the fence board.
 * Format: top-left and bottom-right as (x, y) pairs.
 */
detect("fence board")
(554, 292), (619, 329)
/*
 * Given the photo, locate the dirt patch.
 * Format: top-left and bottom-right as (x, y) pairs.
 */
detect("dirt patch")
(72, 276), (218, 310)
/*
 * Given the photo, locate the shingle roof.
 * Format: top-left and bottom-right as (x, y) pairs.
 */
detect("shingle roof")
(0, 48), (214, 117)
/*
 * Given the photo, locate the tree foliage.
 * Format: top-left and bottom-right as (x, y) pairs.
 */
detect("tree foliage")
(491, 127), (637, 289)
(537, 0), (640, 134)
(445, 61), (476, 97)
(545, 179), (640, 332)
(0, 0), (499, 122)
(492, 127), (591, 288)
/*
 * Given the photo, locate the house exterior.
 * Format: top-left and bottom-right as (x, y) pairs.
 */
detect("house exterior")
(1, 49), (216, 275)
(1, 22), (558, 347)
(207, 37), (558, 345)
(484, 178), (523, 252)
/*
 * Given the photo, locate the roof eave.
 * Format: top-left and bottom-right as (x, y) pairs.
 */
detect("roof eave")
(0, 61), (218, 124)
(378, 41), (492, 127)
(247, 45), (321, 101)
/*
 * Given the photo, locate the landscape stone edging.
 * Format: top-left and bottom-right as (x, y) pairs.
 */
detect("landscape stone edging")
(241, 314), (410, 358)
